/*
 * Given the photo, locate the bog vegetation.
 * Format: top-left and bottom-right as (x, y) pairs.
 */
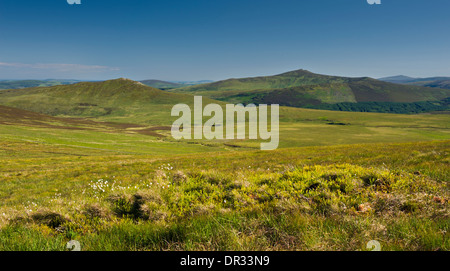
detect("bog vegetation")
(0, 140), (448, 251)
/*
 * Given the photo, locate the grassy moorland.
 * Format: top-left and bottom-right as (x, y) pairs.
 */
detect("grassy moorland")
(0, 102), (449, 151)
(0, 79), (448, 251)
(0, 140), (448, 251)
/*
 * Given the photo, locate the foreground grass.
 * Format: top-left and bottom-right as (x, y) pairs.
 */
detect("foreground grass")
(0, 141), (448, 251)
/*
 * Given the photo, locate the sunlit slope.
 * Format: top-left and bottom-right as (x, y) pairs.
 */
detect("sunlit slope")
(0, 78), (219, 125)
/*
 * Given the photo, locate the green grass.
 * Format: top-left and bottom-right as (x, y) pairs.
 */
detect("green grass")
(0, 140), (448, 251)
(0, 125), (229, 156)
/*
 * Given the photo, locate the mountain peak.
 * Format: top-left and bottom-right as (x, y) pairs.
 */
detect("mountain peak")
(112, 78), (136, 82)
(108, 78), (146, 86)
(378, 75), (417, 83)
(276, 69), (315, 77)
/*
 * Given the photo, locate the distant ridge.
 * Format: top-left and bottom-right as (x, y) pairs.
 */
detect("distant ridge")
(140, 79), (184, 89)
(0, 79), (81, 90)
(378, 75), (417, 84)
(140, 79), (214, 89)
(379, 75), (450, 90)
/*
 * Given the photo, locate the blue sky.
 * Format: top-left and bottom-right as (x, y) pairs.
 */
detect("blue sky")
(0, 0), (449, 80)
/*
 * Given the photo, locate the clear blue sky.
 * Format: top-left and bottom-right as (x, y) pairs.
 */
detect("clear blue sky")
(0, 0), (449, 81)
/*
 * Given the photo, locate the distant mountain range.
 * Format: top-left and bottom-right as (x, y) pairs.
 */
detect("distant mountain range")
(139, 80), (185, 89)
(1, 70), (449, 115)
(171, 80), (214, 85)
(140, 79), (214, 89)
(0, 79), (214, 91)
(169, 69), (450, 113)
(379, 75), (450, 90)
(0, 79), (82, 90)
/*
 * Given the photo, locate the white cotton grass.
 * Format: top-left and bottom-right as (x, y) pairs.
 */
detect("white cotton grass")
(83, 173), (174, 200)
(158, 164), (174, 171)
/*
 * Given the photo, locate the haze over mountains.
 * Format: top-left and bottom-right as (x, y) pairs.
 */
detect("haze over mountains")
(139, 80), (185, 90)
(0, 79), (82, 90)
(139, 79), (214, 90)
(379, 75), (450, 90)
(0, 79), (211, 91)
